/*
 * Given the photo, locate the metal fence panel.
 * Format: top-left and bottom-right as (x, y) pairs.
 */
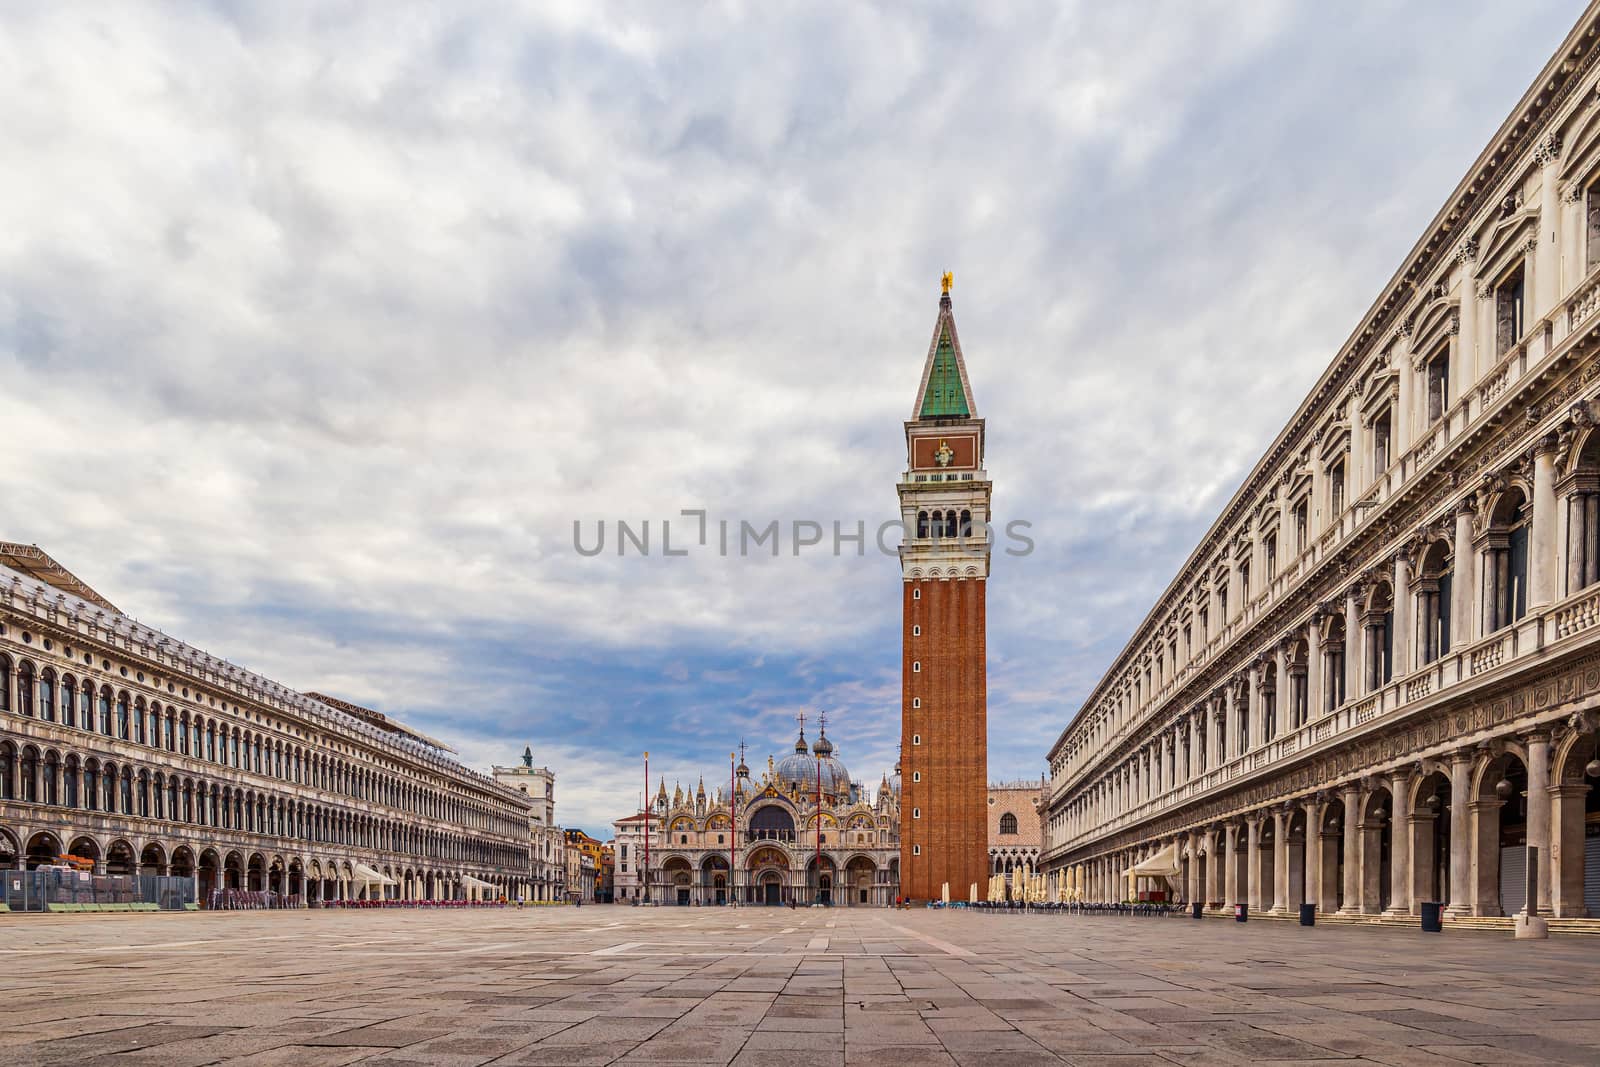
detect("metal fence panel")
(0, 869), (195, 911)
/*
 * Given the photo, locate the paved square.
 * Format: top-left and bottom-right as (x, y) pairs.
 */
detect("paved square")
(2, 908), (1597, 1065)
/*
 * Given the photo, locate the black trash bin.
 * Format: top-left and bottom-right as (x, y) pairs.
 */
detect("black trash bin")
(1420, 901), (1443, 933)
(1234, 903), (1247, 923)
(1299, 903), (1315, 927)
(1191, 901), (1203, 919)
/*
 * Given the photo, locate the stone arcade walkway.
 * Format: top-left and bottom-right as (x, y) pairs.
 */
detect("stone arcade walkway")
(1, 907), (1597, 1065)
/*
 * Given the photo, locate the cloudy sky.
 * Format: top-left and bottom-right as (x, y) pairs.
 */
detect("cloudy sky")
(0, 1), (1582, 834)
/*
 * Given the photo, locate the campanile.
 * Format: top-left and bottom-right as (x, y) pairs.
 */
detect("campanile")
(897, 274), (990, 903)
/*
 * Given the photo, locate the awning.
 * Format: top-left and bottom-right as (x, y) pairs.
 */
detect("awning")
(461, 874), (496, 890)
(353, 862), (396, 886)
(1123, 844), (1181, 879)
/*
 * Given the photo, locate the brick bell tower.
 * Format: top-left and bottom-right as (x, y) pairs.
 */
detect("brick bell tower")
(898, 273), (990, 904)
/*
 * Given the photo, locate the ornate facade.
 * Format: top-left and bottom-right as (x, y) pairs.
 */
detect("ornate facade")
(0, 544), (534, 903)
(988, 779), (1046, 900)
(899, 281), (991, 902)
(1042, 7), (1600, 923)
(627, 725), (900, 906)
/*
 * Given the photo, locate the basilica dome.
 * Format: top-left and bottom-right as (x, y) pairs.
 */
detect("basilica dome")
(773, 728), (852, 795)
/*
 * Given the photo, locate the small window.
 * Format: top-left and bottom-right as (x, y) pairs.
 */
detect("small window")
(1426, 348), (1449, 423)
(1495, 265), (1525, 356)
(912, 771), (921, 782)
(912, 698), (921, 709)
(999, 813), (1018, 835)
(912, 625), (921, 637)
(913, 807), (921, 819)
(1372, 406), (1392, 472)
(912, 588), (921, 600)
(912, 661), (921, 673)
(680, 834), (687, 844)
(912, 844), (921, 856)
(717, 834), (724, 844)
(912, 734), (922, 745)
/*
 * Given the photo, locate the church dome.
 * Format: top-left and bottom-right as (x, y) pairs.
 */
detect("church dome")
(774, 727), (851, 795)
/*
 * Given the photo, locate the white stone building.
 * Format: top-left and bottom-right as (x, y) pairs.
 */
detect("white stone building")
(491, 746), (564, 902)
(0, 543), (534, 903)
(1042, 5), (1600, 923)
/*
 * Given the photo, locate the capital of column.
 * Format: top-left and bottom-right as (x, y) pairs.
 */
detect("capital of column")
(1455, 238), (1478, 266)
(1534, 132), (1562, 168)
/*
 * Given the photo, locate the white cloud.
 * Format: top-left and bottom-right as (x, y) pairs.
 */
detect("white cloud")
(0, 0), (1581, 829)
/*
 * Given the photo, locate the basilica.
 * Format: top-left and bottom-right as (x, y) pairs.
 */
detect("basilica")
(613, 722), (900, 906)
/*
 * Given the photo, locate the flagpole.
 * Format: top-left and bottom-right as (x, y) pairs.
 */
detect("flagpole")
(643, 751), (650, 904)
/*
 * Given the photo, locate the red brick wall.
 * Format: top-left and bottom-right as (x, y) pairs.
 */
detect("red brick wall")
(900, 577), (987, 902)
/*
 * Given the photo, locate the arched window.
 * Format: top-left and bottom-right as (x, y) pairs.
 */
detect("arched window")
(1364, 582), (1395, 691)
(17, 662), (34, 717)
(999, 813), (1018, 835)
(117, 694), (130, 739)
(1416, 541), (1453, 664)
(929, 511), (943, 539)
(0, 654), (10, 712)
(80, 681), (93, 731)
(959, 509), (973, 538)
(1484, 488), (1529, 633)
(60, 674), (75, 725)
(944, 510), (958, 538)
(916, 510), (929, 538)
(39, 670), (54, 723)
(98, 688), (112, 735)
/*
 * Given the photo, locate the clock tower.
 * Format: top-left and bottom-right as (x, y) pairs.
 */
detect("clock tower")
(897, 276), (990, 904)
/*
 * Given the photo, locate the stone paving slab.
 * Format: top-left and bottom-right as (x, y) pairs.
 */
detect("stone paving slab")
(3, 908), (1599, 1064)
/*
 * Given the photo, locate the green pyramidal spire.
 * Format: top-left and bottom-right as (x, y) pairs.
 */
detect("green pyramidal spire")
(919, 325), (970, 418)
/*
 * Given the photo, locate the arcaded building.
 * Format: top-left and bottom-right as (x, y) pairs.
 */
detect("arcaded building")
(898, 278), (992, 903)
(1042, 6), (1600, 922)
(0, 543), (534, 903)
(988, 779), (1046, 899)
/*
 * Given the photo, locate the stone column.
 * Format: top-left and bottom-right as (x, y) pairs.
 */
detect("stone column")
(1307, 613), (1323, 718)
(1387, 769), (1413, 916)
(1447, 750), (1474, 916)
(1470, 795), (1503, 916)
(1246, 816), (1264, 912)
(1395, 332), (1413, 454)
(1274, 644), (1289, 736)
(1223, 825), (1239, 908)
(1188, 712), (1202, 779)
(1344, 587), (1362, 701)
(1340, 783), (1362, 914)
(1271, 808), (1289, 914)
(1212, 700), (1226, 768)
(1392, 553), (1412, 678)
(1247, 664), (1262, 752)
(1224, 684), (1239, 764)
(1530, 436), (1559, 610)
(1552, 782), (1591, 917)
(1348, 393), (1365, 496)
(1453, 500), (1476, 650)
(1536, 134), (1561, 321)
(1455, 243), (1477, 402)
(1186, 836), (1200, 905)
(1302, 796), (1324, 912)
(1204, 828), (1222, 907)
(1525, 730), (1552, 914)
